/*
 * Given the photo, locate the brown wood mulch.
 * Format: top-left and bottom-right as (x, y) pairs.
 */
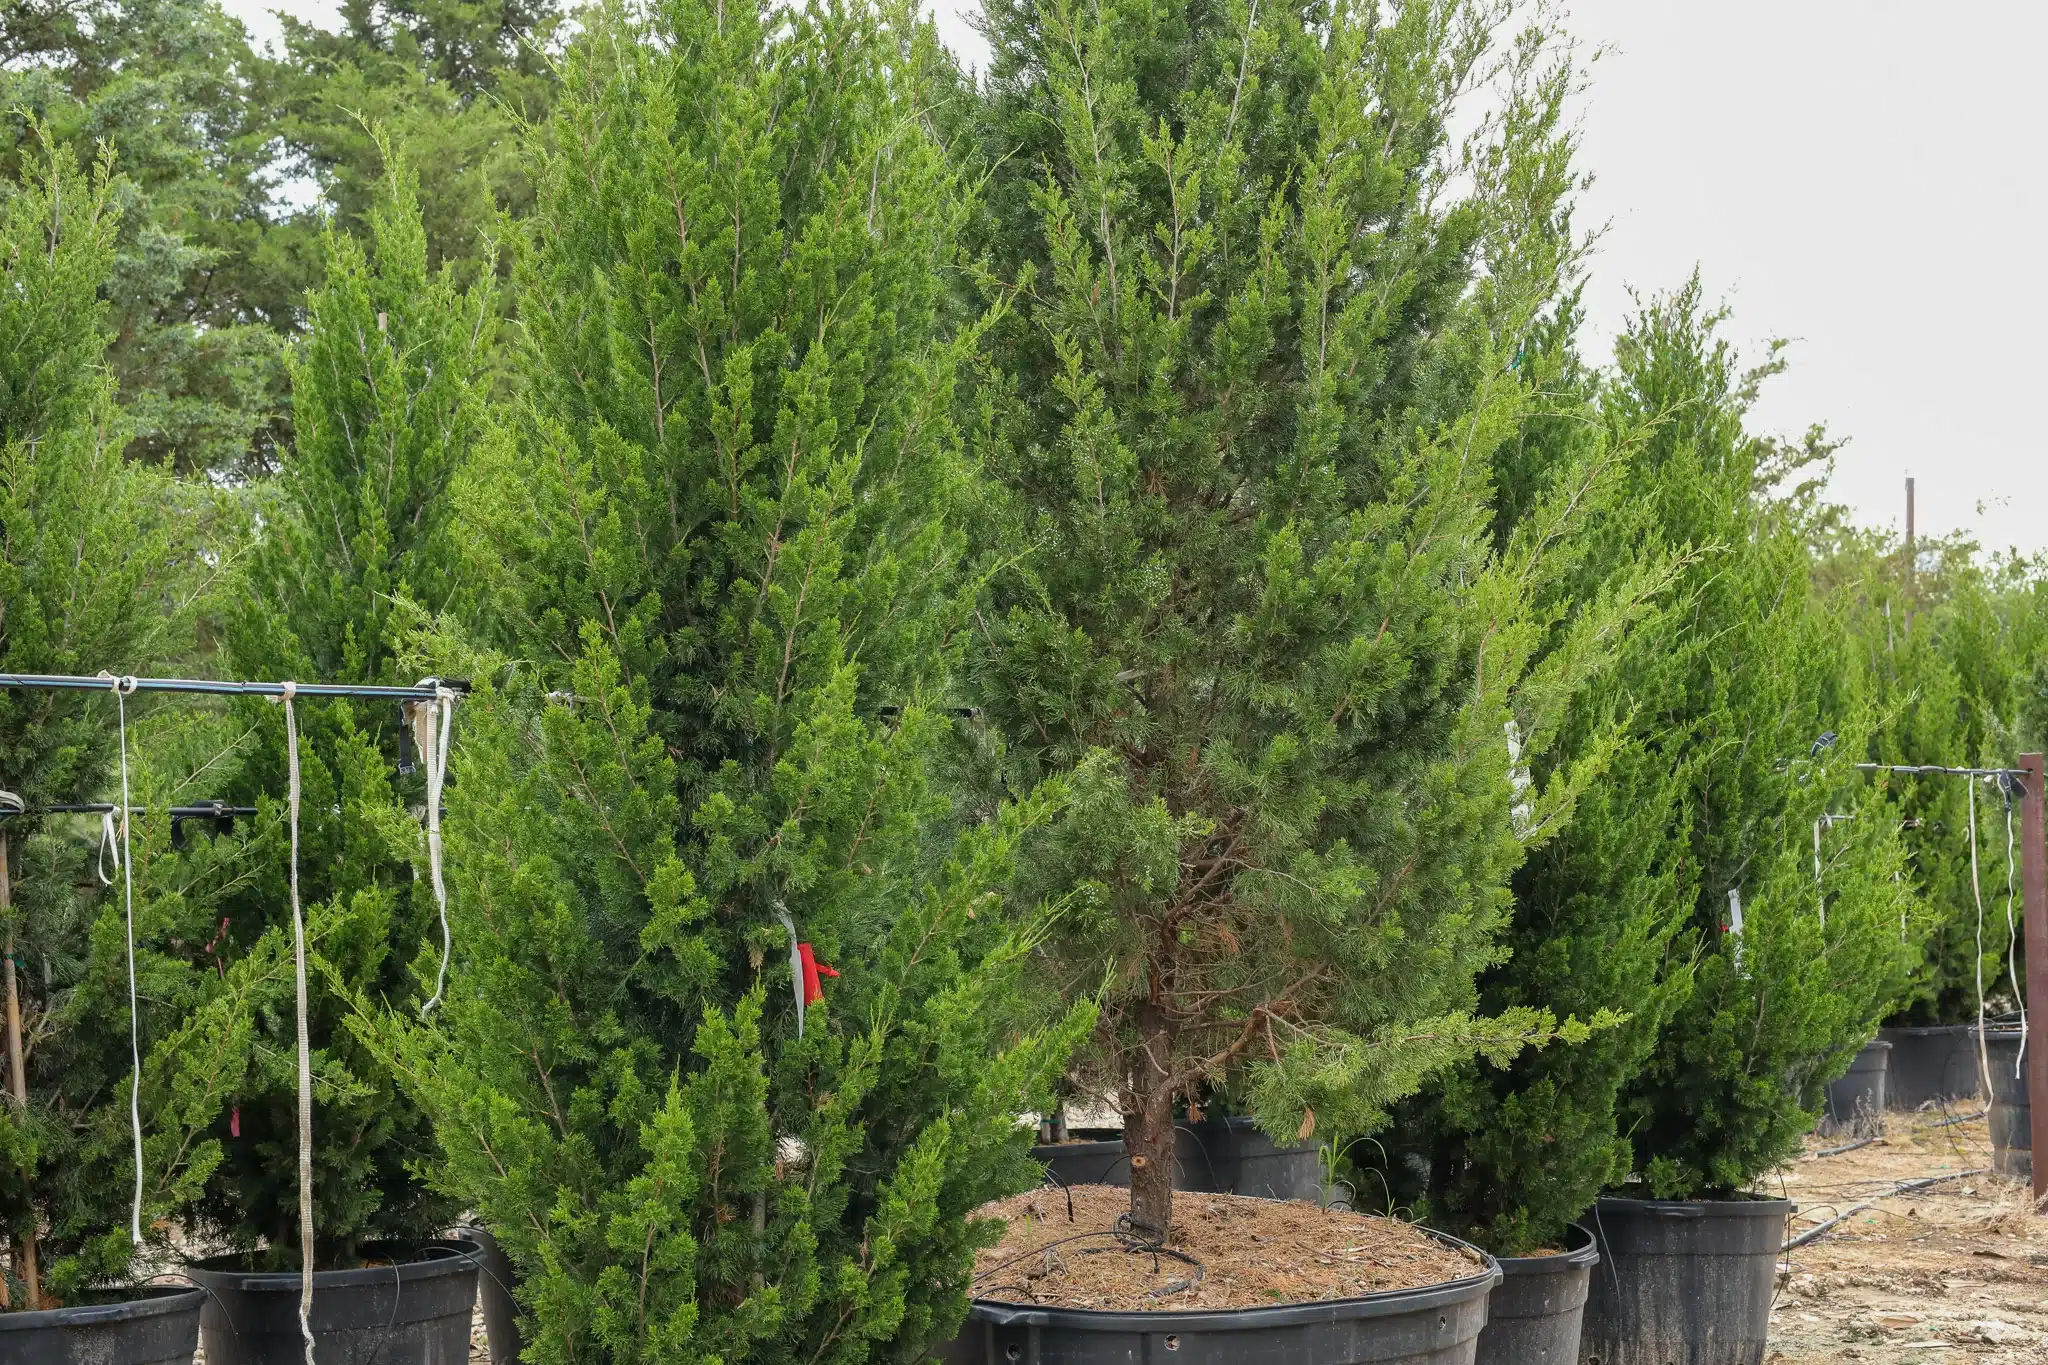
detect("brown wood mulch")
(970, 1185), (1485, 1312)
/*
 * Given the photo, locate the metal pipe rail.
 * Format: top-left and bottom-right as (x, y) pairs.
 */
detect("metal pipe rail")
(0, 672), (464, 702)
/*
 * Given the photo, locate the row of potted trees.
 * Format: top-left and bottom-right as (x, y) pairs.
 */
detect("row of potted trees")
(0, 1), (2038, 1364)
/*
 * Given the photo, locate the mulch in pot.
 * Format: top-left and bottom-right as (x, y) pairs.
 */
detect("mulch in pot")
(971, 1184), (1483, 1312)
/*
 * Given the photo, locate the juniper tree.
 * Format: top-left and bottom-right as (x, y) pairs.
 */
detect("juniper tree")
(965, 0), (1661, 1233)
(1825, 533), (2034, 1025)
(1379, 299), (1697, 1254)
(1599, 285), (1919, 1198)
(0, 139), (258, 1306)
(357, 3), (1089, 1361)
(180, 151), (493, 1263)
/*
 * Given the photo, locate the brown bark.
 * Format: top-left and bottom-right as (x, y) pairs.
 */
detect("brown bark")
(1123, 1001), (1178, 1236)
(1, 834), (36, 1308)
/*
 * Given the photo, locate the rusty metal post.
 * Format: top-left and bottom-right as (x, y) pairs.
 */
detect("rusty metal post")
(2021, 754), (2047, 1209)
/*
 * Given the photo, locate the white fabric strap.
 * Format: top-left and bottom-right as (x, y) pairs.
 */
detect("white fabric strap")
(414, 683), (456, 1016)
(99, 672), (143, 1246)
(270, 681), (316, 1365)
(1969, 777), (1992, 1102)
(97, 810), (120, 887)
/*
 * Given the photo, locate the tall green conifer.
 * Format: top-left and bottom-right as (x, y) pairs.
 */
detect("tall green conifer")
(184, 150), (494, 1263)
(1601, 286), (1918, 1198)
(965, 0), (1657, 1233)
(362, 4), (1089, 1361)
(0, 139), (245, 1305)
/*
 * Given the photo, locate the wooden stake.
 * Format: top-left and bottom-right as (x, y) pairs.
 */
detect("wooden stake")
(2020, 754), (2047, 1210)
(0, 833), (35, 1304)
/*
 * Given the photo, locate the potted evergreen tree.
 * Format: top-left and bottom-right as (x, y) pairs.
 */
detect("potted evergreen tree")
(0, 136), (213, 1362)
(1572, 287), (1918, 1365)
(346, 4), (1093, 1362)
(176, 148), (491, 1360)
(953, 0), (1660, 1359)
(1383, 311), (1688, 1365)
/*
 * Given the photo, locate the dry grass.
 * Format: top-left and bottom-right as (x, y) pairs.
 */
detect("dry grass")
(1766, 1113), (2045, 1365)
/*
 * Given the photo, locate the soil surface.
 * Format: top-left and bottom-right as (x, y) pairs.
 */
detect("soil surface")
(1766, 1111), (2046, 1365)
(971, 1184), (1484, 1311)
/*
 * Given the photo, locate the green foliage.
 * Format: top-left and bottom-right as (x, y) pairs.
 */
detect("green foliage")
(0, 0), (303, 476)
(963, 0), (1660, 1229)
(167, 151), (491, 1265)
(1384, 304), (1695, 1255)
(1597, 284), (1918, 1200)
(1824, 532), (2041, 1024)
(0, 138), (243, 1303)
(269, 0), (563, 276)
(358, 3), (1091, 1361)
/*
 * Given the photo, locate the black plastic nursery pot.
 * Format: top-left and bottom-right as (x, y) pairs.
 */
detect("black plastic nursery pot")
(939, 1236), (1502, 1365)
(1578, 1195), (1791, 1365)
(0, 1285), (204, 1365)
(452, 1226), (522, 1365)
(1878, 1025), (1980, 1111)
(185, 1239), (479, 1365)
(1979, 1027), (2031, 1180)
(1032, 1127), (1226, 1192)
(1474, 1224), (1598, 1365)
(1197, 1116), (1325, 1202)
(1818, 1038), (1890, 1137)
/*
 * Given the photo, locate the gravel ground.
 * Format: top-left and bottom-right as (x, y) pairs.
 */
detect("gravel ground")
(1765, 1112), (2045, 1365)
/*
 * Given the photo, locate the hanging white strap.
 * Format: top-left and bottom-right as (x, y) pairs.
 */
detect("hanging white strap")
(413, 682), (455, 1016)
(773, 903), (804, 1040)
(270, 681), (316, 1365)
(97, 810), (120, 887)
(99, 672), (144, 1246)
(1969, 776), (1993, 1103)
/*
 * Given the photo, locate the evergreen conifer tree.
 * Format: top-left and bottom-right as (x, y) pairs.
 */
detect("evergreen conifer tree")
(1598, 285), (1919, 1198)
(964, 0), (1658, 1233)
(182, 148), (494, 1263)
(359, 3), (1090, 1360)
(0, 0), (305, 476)
(0, 138), (257, 1306)
(1384, 305), (1698, 1254)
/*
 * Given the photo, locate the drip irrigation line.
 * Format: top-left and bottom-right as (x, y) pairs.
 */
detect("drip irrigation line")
(1781, 1168), (1992, 1252)
(1925, 1109), (1988, 1130)
(0, 671), (467, 702)
(1813, 1135), (1882, 1158)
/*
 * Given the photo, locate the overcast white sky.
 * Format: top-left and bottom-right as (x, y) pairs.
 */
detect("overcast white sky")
(229, 0), (2047, 555)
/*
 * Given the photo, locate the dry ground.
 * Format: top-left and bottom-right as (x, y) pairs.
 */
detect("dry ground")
(1766, 1112), (2045, 1365)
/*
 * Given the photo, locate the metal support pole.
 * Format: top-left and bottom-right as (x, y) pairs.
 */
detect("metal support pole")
(2022, 753), (2047, 1210)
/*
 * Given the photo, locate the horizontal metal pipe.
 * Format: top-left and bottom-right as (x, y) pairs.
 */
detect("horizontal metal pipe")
(0, 672), (465, 702)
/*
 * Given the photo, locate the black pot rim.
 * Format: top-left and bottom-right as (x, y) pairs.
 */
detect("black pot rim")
(1593, 1194), (1793, 1218)
(965, 1227), (1497, 1331)
(1031, 1137), (1124, 1153)
(1856, 1039), (1894, 1054)
(1881, 1023), (1977, 1037)
(1493, 1220), (1598, 1276)
(184, 1239), (480, 1292)
(0, 1283), (204, 1331)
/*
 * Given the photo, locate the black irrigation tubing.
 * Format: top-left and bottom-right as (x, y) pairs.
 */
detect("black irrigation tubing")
(1781, 1168), (1992, 1252)
(1925, 1109), (1989, 1130)
(0, 672), (468, 702)
(1813, 1135), (1883, 1158)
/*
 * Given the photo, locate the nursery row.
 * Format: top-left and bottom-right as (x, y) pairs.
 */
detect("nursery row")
(0, 1), (2041, 1364)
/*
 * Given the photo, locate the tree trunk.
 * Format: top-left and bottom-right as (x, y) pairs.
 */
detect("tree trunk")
(1, 834), (36, 1308)
(1123, 1004), (1177, 1236)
